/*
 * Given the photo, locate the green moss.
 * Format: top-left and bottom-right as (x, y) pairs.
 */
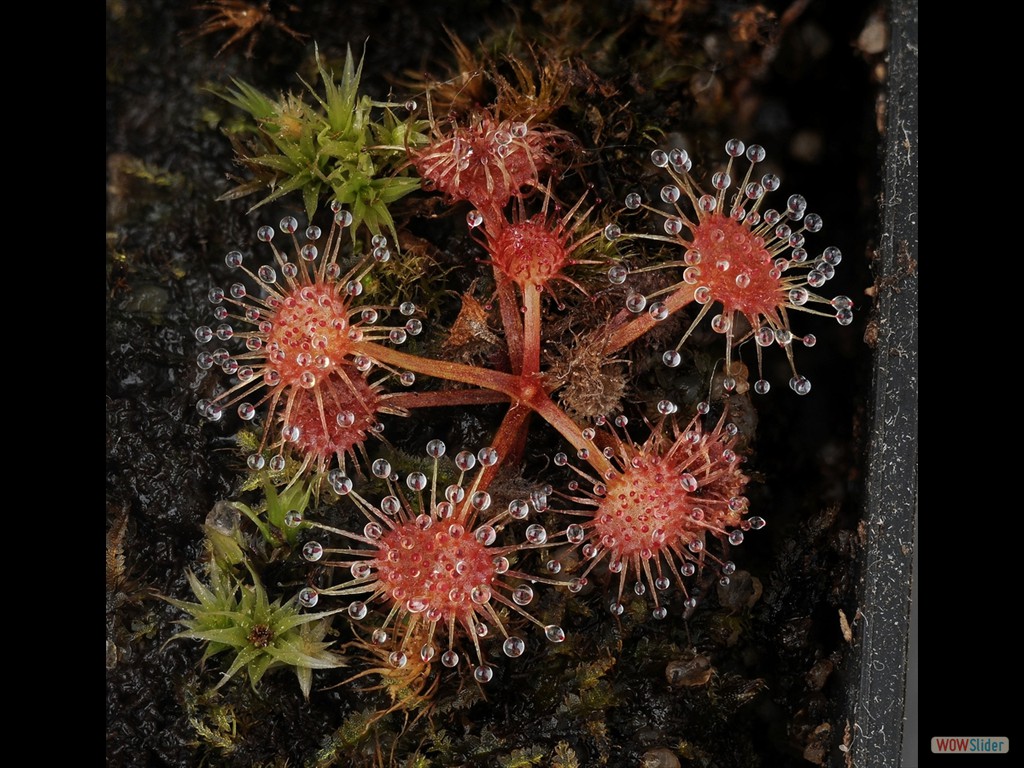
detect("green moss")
(162, 554), (347, 699)
(215, 44), (429, 240)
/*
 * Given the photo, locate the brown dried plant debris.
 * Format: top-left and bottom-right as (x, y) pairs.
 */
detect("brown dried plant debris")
(183, 0), (308, 59)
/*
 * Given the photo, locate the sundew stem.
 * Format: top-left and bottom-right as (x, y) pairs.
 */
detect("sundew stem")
(495, 273), (525, 375)
(604, 281), (698, 354)
(352, 340), (614, 477)
(384, 389), (511, 410)
(522, 283), (543, 376)
(480, 406), (533, 488)
(352, 341), (519, 394)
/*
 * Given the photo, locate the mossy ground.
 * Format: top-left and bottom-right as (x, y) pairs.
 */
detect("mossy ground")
(107, 1), (882, 765)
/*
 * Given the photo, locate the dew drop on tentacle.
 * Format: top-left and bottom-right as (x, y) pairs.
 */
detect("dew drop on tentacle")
(668, 148), (689, 169)
(544, 625), (565, 643)
(512, 584), (534, 605)
(789, 375), (812, 395)
(503, 637), (525, 657)
(441, 650), (459, 668)
(626, 293), (647, 313)
(508, 499), (530, 519)
(566, 524), (586, 543)
(526, 524), (548, 544)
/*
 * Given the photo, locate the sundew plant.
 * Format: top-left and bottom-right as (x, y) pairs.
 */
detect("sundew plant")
(106, 3), (879, 765)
